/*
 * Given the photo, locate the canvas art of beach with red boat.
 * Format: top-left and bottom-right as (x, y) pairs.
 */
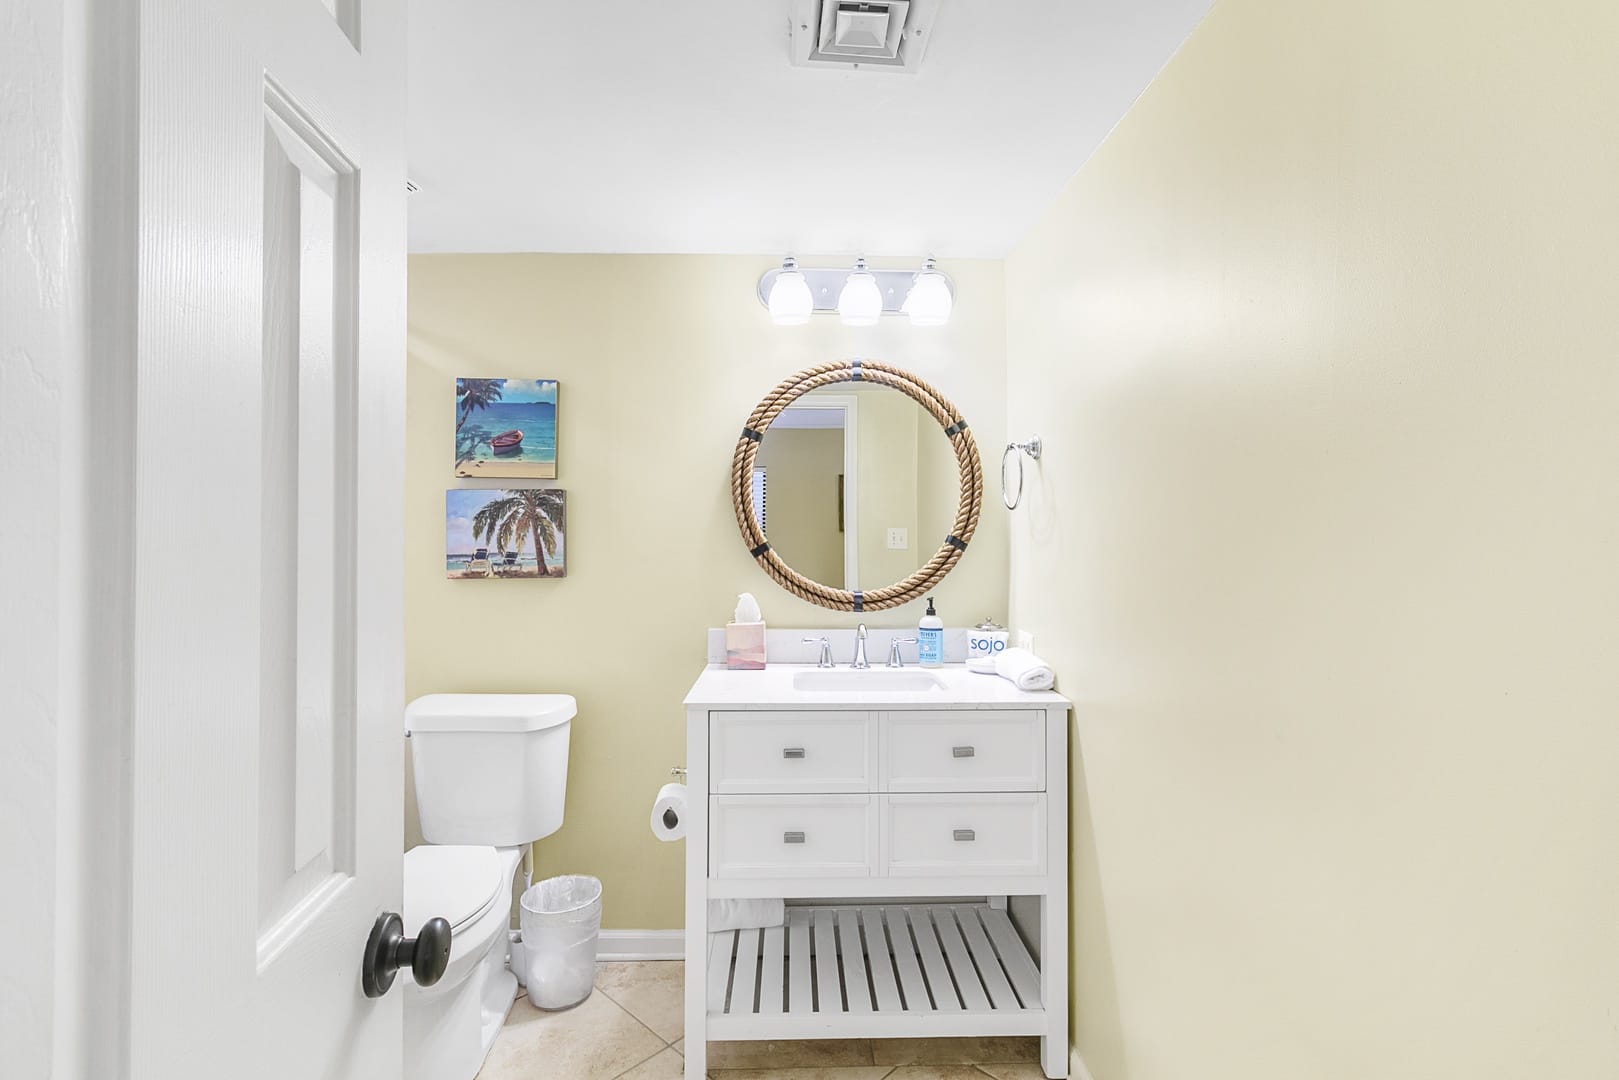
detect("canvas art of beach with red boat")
(454, 377), (558, 478)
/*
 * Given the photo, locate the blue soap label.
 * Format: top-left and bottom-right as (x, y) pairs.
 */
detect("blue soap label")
(918, 629), (943, 665)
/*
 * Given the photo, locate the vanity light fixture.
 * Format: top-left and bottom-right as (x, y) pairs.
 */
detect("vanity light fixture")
(765, 257), (814, 325)
(836, 258), (883, 326)
(756, 256), (955, 327)
(901, 257), (953, 326)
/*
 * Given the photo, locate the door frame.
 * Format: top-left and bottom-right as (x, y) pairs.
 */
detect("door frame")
(2, 0), (140, 1076)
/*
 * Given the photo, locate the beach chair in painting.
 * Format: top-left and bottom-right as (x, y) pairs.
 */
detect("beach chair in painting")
(497, 551), (520, 575)
(468, 547), (492, 576)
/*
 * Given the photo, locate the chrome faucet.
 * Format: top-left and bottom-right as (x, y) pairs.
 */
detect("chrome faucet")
(850, 624), (870, 669)
(801, 636), (834, 668)
(887, 637), (919, 668)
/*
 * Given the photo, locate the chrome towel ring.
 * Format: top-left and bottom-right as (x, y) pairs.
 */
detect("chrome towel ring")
(1002, 435), (1043, 510)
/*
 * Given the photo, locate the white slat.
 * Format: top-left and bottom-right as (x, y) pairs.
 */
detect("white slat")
(813, 908), (842, 1013)
(708, 903), (1045, 1031)
(731, 928), (761, 1016)
(931, 907), (991, 1010)
(759, 923), (786, 1014)
(836, 909), (872, 1013)
(708, 929), (736, 1014)
(860, 906), (902, 1012)
(884, 907), (930, 1012)
(906, 906), (962, 1012)
(979, 906), (1043, 1009)
(787, 908), (812, 1015)
(954, 905), (1018, 1010)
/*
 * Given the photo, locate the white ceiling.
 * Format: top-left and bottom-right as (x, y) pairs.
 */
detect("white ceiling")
(407, 1), (1210, 257)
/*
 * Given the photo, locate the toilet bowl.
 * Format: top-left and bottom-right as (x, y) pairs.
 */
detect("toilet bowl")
(403, 693), (576, 1080)
(402, 844), (525, 1080)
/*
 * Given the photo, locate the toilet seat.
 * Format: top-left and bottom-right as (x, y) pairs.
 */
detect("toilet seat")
(404, 845), (503, 935)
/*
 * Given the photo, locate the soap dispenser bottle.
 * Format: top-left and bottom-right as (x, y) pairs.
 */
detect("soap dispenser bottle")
(917, 596), (944, 668)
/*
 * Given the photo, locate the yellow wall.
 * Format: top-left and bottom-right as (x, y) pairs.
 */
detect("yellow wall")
(1006, 2), (1619, 1078)
(407, 254), (1009, 928)
(755, 427), (845, 587)
(853, 386), (921, 590)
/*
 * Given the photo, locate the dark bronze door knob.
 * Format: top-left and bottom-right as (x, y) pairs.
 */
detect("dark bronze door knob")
(362, 911), (452, 998)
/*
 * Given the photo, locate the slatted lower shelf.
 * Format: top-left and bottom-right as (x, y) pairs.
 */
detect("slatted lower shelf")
(706, 903), (1045, 1040)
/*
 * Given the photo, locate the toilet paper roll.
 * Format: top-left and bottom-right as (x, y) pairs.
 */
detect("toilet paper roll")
(650, 782), (688, 842)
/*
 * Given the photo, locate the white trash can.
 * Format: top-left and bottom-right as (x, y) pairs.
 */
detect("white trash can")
(519, 875), (603, 1010)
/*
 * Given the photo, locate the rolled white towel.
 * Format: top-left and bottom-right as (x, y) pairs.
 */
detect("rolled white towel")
(994, 647), (1055, 691)
(708, 899), (786, 932)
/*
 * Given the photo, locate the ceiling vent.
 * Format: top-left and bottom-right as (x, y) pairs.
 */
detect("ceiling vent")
(788, 0), (942, 74)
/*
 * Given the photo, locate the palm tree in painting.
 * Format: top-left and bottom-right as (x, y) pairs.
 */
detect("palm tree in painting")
(472, 489), (566, 577)
(456, 378), (504, 430)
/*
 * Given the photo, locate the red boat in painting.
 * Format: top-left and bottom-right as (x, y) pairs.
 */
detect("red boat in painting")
(490, 429), (524, 455)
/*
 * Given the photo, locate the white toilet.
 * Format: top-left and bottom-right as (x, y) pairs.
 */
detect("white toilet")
(403, 693), (576, 1080)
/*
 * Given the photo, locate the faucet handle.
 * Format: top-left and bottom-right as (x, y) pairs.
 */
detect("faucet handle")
(801, 635), (834, 668)
(887, 637), (919, 668)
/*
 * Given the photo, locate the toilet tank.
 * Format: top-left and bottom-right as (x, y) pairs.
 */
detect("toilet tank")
(405, 693), (575, 847)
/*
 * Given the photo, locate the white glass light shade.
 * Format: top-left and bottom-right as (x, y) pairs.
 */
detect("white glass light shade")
(902, 264), (953, 326)
(837, 260), (882, 326)
(767, 265), (814, 325)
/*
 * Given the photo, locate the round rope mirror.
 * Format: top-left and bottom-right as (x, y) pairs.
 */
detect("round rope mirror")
(731, 360), (983, 612)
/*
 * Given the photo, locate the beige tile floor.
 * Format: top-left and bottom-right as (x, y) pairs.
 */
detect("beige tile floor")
(476, 961), (1043, 1080)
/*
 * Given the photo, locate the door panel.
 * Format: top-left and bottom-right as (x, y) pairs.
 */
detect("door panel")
(257, 79), (362, 965)
(128, 2), (405, 1078)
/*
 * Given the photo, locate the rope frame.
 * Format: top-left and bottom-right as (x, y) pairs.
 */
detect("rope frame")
(731, 360), (983, 612)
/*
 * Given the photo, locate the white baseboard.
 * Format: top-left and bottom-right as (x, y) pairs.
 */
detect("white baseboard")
(597, 929), (685, 961)
(1070, 1047), (1096, 1080)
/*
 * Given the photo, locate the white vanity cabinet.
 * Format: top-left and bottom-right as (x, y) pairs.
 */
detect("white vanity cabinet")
(682, 667), (1071, 1080)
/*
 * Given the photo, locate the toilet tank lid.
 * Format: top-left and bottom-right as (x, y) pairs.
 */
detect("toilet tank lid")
(405, 693), (577, 734)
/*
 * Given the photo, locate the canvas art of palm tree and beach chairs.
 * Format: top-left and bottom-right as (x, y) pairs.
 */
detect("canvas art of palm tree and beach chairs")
(446, 487), (566, 579)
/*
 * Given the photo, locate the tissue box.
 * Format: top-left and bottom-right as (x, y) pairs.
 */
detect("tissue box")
(725, 621), (767, 670)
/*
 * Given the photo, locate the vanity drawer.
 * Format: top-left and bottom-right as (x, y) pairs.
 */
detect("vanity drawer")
(883, 794), (1046, 877)
(710, 795), (876, 879)
(710, 711), (874, 794)
(882, 711), (1045, 792)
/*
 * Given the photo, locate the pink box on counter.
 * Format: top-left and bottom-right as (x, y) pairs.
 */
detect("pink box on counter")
(725, 622), (767, 669)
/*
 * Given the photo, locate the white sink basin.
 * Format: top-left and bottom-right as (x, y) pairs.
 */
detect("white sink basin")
(791, 668), (945, 693)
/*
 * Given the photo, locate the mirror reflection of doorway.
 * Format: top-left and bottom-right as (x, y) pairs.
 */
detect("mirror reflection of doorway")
(755, 394), (858, 590)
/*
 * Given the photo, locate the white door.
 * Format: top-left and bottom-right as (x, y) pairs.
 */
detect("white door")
(128, 1), (407, 1078)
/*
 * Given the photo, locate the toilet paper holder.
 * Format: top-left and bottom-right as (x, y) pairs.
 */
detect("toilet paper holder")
(669, 766), (688, 780)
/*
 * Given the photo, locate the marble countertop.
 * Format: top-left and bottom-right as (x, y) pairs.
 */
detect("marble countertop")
(683, 663), (1069, 710)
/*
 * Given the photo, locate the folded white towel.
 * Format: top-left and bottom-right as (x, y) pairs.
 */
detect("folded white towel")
(708, 899), (785, 932)
(994, 647), (1055, 691)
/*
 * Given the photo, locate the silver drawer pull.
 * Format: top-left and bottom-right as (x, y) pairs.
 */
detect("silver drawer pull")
(953, 829), (977, 842)
(952, 745), (976, 758)
(783, 831), (806, 844)
(782, 747), (806, 759)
